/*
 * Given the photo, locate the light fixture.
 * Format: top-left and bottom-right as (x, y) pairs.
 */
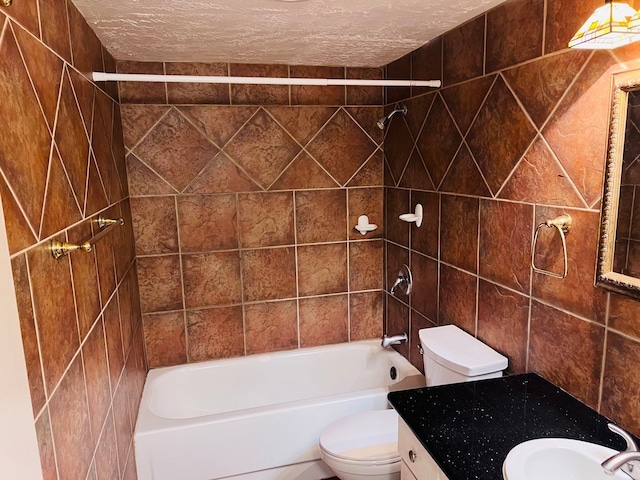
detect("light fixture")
(568, 0), (640, 49)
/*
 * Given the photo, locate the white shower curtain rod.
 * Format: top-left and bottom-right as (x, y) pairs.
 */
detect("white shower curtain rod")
(92, 72), (442, 88)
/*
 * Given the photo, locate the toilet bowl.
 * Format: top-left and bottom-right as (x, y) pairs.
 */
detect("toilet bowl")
(319, 325), (508, 480)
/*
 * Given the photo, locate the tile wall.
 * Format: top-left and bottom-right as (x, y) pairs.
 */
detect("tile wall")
(383, 0), (640, 436)
(117, 62), (386, 367)
(0, 2), (144, 479)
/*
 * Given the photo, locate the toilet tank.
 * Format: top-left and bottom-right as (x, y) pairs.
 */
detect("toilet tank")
(419, 325), (508, 387)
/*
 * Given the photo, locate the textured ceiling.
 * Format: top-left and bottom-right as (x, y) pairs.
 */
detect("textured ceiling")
(71, 0), (506, 67)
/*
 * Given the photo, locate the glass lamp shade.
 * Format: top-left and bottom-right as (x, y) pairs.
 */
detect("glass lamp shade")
(628, 9), (640, 31)
(568, 1), (640, 49)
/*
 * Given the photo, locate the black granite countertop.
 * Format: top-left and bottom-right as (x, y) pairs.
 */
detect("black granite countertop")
(388, 373), (633, 480)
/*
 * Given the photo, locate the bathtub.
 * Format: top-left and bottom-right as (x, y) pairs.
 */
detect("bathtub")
(134, 340), (424, 480)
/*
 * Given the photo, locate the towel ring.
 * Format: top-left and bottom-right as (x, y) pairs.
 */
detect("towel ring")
(531, 214), (572, 279)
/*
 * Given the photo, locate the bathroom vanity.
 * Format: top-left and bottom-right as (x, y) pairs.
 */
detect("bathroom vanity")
(388, 373), (633, 480)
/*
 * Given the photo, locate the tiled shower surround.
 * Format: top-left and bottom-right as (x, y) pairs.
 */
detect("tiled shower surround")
(118, 63), (385, 367)
(383, 0), (640, 437)
(0, 1), (144, 480)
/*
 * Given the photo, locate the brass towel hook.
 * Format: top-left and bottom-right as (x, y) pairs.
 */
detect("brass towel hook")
(531, 214), (572, 279)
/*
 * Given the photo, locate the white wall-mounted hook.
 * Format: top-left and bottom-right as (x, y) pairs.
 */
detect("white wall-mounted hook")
(354, 215), (377, 235)
(399, 204), (423, 228)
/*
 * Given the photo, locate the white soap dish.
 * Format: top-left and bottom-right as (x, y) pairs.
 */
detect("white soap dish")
(399, 204), (423, 227)
(355, 215), (378, 235)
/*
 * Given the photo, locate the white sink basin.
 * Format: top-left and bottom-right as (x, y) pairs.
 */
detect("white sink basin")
(503, 438), (629, 480)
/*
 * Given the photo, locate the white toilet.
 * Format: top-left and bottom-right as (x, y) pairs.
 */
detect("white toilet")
(319, 325), (508, 480)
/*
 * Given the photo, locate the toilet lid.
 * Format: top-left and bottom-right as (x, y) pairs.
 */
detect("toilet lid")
(319, 409), (400, 462)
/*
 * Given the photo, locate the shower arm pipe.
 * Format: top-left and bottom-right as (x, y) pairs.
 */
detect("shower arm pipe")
(91, 72), (442, 88)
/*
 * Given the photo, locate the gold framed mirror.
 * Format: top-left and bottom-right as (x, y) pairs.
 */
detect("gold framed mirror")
(597, 69), (640, 299)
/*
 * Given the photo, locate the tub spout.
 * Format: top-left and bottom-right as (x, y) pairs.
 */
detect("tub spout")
(381, 333), (408, 348)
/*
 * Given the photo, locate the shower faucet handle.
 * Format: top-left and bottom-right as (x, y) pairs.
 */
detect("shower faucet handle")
(390, 264), (412, 296)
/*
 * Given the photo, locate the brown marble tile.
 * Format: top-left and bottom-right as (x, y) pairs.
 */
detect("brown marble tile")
(11, 254), (45, 416)
(386, 54), (411, 104)
(0, 27), (52, 233)
(485, 0), (544, 73)
(67, 68), (94, 134)
(35, 407), (58, 480)
(101, 47), (119, 101)
(136, 255), (183, 313)
(112, 375), (132, 473)
(245, 300), (298, 354)
(242, 247), (297, 302)
(94, 207), (117, 306)
(12, 22), (64, 130)
(350, 291), (384, 341)
(186, 151), (261, 194)
(416, 95), (462, 188)
(441, 195), (479, 273)
(439, 265), (477, 333)
(348, 187), (383, 240)
(180, 105), (256, 148)
(68, 220), (100, 339)
(166, 62), (230, 104)
(291, 65), (345, 105)
(386, 243), (409, 295)
(410, 191), (438, 258)
(385, 188), (410, 247)
(410, 252), (438, 322)
(4, 0), (39, 37)
(499, 137), (586, 207)
(398, 150), (434, 191)
(183, 251), (242, 308)
(467, 76), (537, 195)
(443, 15), (486, 86)
(298, 243), (348, 296)
(477, 280), (529, 374)
(117, 61), (166, 104)
(347, 150), (384, 188)
(178, 194), (238, 252)
(134, 108), (219, 192)
(296, 189), (347, 243)
(127, 155), (178, 197)
(238, 191), (294, 248)
(230, 63), (289, 105)
(300, 294), (349, 347)
(103, 296), (125, 390)
(271, 151), (339, 190)
(28, 242), (80, 393)
(114, 200), (137, 283)
(118, 265), (142, 355)
(545, 0), (603, 54)
(82, 322), (111, 445)
(187, 306), (244, 361)
(532, 207), (608, 323)
(142, 311), (187, 368)
(542, 52), (616, 207)
(411, 38), (443, 97)
(48, 355), (93, 480)
(40, 146), (82, 239)
(267, 107), (337, 146)
(346, 67), (383, 106)
(441, 76), (495, 136)
(502, 50), (590, 128)
(350, 240), (383, 291)
(403, 94), (434, 140)
(479, 199), (532, 293)
(382, 109), (414, 184)
(123, 450), (137, 480)
(609, 293), (640, 340)
(601, 332), (640, 436)
(306, 109), (377, 186)
(529, 301), (604, 409)
(386, 295), (410, 359)
(67, 1), (102, 74)
(90, 111), (116, 209)
(130, 196), (178, 255)
(440, 144), (492, 197)
(120, 105), (170, 150)
(345, 107), (384, 146)
(0, 173), (36, 254)
(95, 411), (119, 480)
(224, 109), (300, 189)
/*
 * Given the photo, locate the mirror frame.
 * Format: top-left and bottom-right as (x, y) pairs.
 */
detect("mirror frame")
(597, 69), (640, 299)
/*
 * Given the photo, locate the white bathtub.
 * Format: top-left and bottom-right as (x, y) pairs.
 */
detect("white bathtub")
(134, 340), (424, 480)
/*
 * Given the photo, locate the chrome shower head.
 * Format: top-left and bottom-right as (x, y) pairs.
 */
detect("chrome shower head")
(376, 104), (408, 130)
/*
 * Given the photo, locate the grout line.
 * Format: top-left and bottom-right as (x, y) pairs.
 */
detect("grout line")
(293, 190), (301, 349)
(598, 293), (611, 412)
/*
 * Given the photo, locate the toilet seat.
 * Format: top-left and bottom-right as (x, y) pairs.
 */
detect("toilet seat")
(319, 409), (400, 463)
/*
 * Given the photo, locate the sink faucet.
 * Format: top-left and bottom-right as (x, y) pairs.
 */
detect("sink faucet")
(381, 332), (408, 348)
(601, 423), (640, 479)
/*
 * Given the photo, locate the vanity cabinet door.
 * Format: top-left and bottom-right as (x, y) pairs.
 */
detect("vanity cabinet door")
(398, 418), (449, 480)
(401, 461), (419, 480)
